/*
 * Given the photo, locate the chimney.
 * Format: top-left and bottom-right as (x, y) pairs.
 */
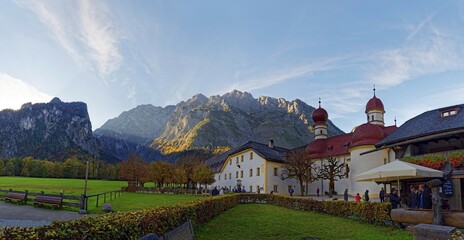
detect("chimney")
(269, 140), (274, 148)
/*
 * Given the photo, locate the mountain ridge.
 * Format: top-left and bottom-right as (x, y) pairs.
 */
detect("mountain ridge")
(95, 90), (344, 158)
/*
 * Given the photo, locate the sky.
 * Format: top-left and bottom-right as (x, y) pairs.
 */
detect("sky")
(1, 1), (464, 133)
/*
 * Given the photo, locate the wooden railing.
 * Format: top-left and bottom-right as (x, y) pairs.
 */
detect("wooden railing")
(85, 189), (125, 210)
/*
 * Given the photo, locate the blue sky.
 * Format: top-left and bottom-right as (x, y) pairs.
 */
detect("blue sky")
(1, 1), (464, 133)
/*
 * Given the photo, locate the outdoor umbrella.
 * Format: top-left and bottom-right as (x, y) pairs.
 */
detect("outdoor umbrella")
(355, 159), (443, 182)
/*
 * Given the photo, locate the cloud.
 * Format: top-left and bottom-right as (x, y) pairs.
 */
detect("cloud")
(78, 0), (122, 79)
(370, 27), (464, 88)
(14, 0), (122, 80)
(227, 56), (351, 92)
(0, 73), (52, 110)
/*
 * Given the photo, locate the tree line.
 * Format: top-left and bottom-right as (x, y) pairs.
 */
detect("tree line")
(0, 153), (216, 188)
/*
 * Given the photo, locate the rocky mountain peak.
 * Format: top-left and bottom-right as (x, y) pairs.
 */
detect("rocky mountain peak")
(0, 98), (99, 160)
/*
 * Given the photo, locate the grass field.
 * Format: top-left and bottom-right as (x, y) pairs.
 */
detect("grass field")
(195, 204), (412, 240)
(0, 176), (200, 213)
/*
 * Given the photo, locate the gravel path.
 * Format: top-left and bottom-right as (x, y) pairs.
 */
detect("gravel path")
(0, 201), (84, 228)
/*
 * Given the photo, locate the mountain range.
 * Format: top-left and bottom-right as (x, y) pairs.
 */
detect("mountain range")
(0, 90), (344, 162)
(95, 90), (344, 160)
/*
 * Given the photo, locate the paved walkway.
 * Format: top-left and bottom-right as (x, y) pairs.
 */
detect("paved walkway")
(0, 201), (84, 228)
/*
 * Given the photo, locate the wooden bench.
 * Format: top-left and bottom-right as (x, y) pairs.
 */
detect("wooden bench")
(33, 194), (63, 210)
(5, 192), (27, 205)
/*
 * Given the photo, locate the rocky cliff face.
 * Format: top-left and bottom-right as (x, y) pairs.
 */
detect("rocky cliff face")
(153, 90), (343, 153)
(0, 97), (100, 160)
(94, 104), (175, 145)
(95, 90), (344, 158)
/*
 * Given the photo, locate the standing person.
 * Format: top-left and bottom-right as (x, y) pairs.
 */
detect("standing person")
(212, 187), (220, 196)
(419, 184), (432, 209)
(408, 186), (419, 208)
(289, 187), (294, 196)
(379, 188), (385, 203)
(343, 189), (348, 201)
(364, 190), (370, 202)
(316, 188), (320, 197)
(355, 193), (361, 202)
(390, 188), (402, 209)
(219, 187), (224, 195)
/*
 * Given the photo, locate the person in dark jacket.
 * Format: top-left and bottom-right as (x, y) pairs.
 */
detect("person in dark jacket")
(364, 190), (370, 202)
(390, 188), (401, 209)
(408, 186), (419, 208)
(419, 184), (432, 209)
(343, 189), (349, 201)
(379, 188), (385, 203)
(211, 187), (219, 196)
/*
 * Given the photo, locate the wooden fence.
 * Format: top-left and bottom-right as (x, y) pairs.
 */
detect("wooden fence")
(0, 188), (125, 211)
(85, 189), (125, 210)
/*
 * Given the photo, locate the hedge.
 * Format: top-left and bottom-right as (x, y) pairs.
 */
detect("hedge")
(0, 194), (391, 239)
(0, 195), (240, 240)
(240, 194), (391, 224)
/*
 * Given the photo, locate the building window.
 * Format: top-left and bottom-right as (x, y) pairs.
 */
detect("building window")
(273, 185), (278, 193)
(441, 107), (460, 118)
(218, 175), (221, 180)
(236, 157), (239, 164)
(371, 115), (374, 121)
(225, 174), (227, 180)
(250, 152), (253, 160)
(229, 173), (231, 179)
(241, 155), (244, 162)
(249, 168), (253, 177)
(236, 171), (238, 178)
(229, 159), (232, 165)
(240, 170), (243, 178)
(256, 167), (260, 176)
(273, 167), (278, 176)
(249, 186), (252, 192)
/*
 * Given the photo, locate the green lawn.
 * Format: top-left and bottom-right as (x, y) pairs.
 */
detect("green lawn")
(0, 176), (201, 213)
(195, 204), (412, 240)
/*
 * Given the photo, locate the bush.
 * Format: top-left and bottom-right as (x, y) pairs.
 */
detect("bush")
(0, 195), (240, 240)
(240, 194), (391, 224)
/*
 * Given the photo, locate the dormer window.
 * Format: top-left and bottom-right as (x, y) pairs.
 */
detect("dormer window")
(440, 106), (460, 118)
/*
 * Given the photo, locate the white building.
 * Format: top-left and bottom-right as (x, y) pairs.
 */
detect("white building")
(206, 140), (301, 195)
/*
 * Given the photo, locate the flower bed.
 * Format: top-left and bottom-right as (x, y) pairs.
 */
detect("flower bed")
(0, 194), (391, 239)
(403, 151), (464, 169)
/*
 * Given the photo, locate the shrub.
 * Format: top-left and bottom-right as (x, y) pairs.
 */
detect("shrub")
(240, 194), (391, 224)
(0, 195), (240, 240)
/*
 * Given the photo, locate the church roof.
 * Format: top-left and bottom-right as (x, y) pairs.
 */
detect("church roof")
(365, 96), (385, 113)
(376, 104), (464, 147)
(305, 125), (397, 159)
(205, 141), (290, 173)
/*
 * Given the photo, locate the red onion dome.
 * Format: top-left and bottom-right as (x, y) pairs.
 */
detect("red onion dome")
(350, 123), (384, 148)
(312, 107), (328, 123)
(365, 96), (385, 113)
(305, 139), (327, 159)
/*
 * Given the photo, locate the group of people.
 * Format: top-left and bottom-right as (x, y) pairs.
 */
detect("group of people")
(351, 184), (432, 209)
(385, 184), (432, 209)
(353, 190), (370, 202)
(211, 186), (248, 196)
(407, 184), (432, 209)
